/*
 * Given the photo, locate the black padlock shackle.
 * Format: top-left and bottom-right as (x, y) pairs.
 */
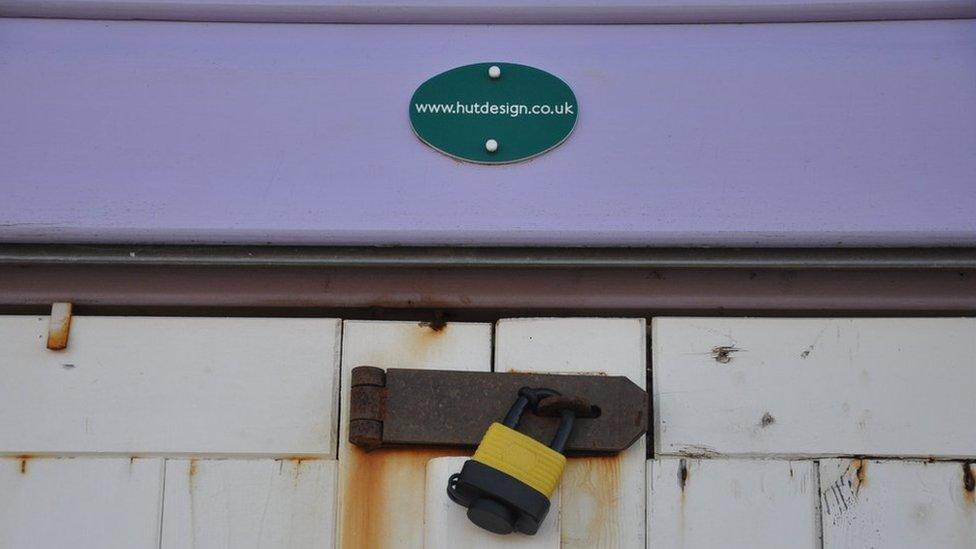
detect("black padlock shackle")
(502, 387), (576, 454)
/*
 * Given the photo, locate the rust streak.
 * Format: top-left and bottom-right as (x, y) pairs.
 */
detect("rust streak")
(562, 455), (621, 547)
(46, 302), (72, 351)
(17, 455), (31, 474)
(340, 446), (461, 549)
(187, 458), (198, 493)
(853, 458), (867, 488)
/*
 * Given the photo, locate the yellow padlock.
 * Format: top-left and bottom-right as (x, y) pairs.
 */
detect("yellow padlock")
(447, 388), (576, 535)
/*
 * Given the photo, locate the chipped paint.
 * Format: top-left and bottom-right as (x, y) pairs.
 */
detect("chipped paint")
(678, 458), (689, 491)
(760, 412), (776, 427)
(964, 462), (975, 506)
(822, 459), (867, 521)
(711, 345), (739, 364)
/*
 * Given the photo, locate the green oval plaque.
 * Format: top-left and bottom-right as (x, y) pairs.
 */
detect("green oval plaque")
(410, 63), (578, 164)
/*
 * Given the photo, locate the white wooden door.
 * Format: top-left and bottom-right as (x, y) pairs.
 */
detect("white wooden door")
(2, 314), (974, 548)
(0, 315), (342, 549)
(649, 317), (976, 549)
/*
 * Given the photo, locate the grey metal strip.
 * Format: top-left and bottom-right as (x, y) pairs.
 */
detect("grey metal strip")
(1, 245), (975, 270)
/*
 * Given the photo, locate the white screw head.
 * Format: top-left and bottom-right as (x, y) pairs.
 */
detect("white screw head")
(488, 65), (501, 79)
(485, 139), (498, 153)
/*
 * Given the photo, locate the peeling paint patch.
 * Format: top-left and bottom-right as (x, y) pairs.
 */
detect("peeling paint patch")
(678, 458), (689, 490)
(675, 444), (721, 458)
(821, 459), (866, 521)
(964, 462), (975, 505)
(711, 346), (739, 364)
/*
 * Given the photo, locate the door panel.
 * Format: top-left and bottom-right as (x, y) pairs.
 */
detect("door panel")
(652, 318), (976, 458)
(161, 459), (338, 549)
(336, 320), (493, 548)
(0, 457), (164, 549)
(0, 316), (341, 456)
(819, 459), (976, 549)
(495, 318), (647, 549)
(647, 458), (820, 549)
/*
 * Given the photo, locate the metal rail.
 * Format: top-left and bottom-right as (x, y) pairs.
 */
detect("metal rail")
(0, 245), (975, 270)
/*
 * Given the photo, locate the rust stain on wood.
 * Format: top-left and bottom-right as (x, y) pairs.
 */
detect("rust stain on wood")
(17, 455), (31, 474)
(340, 446), (463, 549)
(46, 302), (72, 351)
(853, 458), (867, 488)
(561, 455), (622, 548)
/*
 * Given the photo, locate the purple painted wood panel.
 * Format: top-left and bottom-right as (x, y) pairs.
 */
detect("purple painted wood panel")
(1, 19), (974, 247)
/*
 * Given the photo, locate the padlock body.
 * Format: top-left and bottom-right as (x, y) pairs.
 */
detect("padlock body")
(450, 460), (551, 534)
(472, 423), (566, 497)
(448, 422), (568, 535)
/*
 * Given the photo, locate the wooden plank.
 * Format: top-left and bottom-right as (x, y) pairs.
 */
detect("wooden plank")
(647, 458), (820, 549)
(0, 316), (341, 456)
(1, 0), (972, 25)
(495, 318), (647, 549)
(652, 318), (976, 458)
(2, 20), (975, 249)
(336, 320), (492, 549)
(424, 456), (560, 548)
(0, 457), (164, 548)
(820, 458), (976, 548)
(161, 459), (337, 549)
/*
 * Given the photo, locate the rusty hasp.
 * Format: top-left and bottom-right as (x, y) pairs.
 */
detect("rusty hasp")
(349, 366), (648, 455)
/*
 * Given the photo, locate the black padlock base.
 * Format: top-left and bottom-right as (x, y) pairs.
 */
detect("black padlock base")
(447, 460), (551, 535)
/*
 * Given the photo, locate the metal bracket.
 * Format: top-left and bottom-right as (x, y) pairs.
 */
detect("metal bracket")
(349, 366), (648, 456)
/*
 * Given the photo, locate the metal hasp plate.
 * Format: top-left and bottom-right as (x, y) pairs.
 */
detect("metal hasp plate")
(349, 366), (648, 455)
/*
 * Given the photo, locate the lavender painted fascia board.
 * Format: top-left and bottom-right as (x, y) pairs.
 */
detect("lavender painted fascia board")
(1, 19), (975, 247)
(2, 0), (974, 23)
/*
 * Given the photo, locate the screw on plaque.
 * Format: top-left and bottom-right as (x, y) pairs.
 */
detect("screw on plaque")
(446, 387), (577, 535)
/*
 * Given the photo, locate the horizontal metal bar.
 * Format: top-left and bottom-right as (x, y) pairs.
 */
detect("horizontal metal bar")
(2, 0), (974, 24)
(1, 245), (975, 270)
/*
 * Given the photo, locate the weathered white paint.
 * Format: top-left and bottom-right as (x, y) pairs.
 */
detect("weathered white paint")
(0, 316), (342, 456)
(652, 318), (976, 458)
(495, 318), (647, 549)
(424, 456), (560, 548)
(820, 458), (976, 548)
(0, 457), (164, 549)
(161, 459), (337, 549)
(336, 320), (493, 548)
(647, 458), (820, 549)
